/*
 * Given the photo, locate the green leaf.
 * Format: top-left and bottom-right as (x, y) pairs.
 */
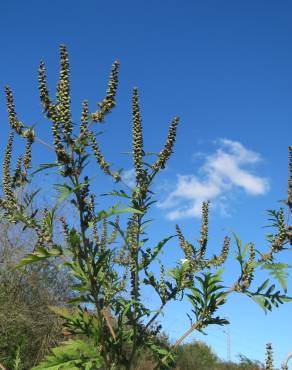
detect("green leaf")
(17, 245), (63, 267)
(48, 306), (73, 320)
(30, 162), (61, 176)
(213, 267), (225, 280)
(232, 232), (244, 266)
(279, 296), (292, 303)
(32, 339), (104, 369)
(261, 263), (291, 293)
(151, 346), (169, 355)
(140, 235), (175, 270)
(95, 204), (143, 222)
(54, 183), (74, 203)
(266, 284), (276, 295)
(23, 189), (41, 208)
(242, 243), (252, 259)
(248, 295), (269, 312)
(257, 279), (270, 293)
(101, 190), (130, 199)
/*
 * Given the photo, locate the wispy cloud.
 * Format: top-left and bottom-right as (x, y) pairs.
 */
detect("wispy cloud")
(121, 168), (136, 188)
(158, 139), (269, 220)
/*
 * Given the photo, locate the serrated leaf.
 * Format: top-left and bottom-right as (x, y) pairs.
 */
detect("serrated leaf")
(248, 295), (268, 312)
(262, 263), (290, 293)
(214, 267), (225, 279)
(101, 190), (130, 199)
(257, 279), (270, 293)
(16, 245), (63, 267)
(232, 232), (244, 266)
(140, 235), (175, 270)
(48, 306), (72, 320)
(32, 339), (104, 369)
(95, 204), (143, 222)
(266, 284), (276, 295)
(242, 243), (252, 259)
(30, 162), (61, 177)
(54, 183), (74, 203)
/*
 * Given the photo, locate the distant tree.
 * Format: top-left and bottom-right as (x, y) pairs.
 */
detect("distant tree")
(174, 341), (219, 370)
(0, 222), (71, 369)
(236, 354), (265, 370)
(174, 341), (264, 370)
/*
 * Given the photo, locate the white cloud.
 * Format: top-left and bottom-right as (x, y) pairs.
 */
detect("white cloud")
(158, 139), (269, 220)
(121, 168), (136, 188)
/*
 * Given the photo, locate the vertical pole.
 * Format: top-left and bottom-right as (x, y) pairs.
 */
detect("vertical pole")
(223, 324), (231, 362)
(227, 324), (231, 362)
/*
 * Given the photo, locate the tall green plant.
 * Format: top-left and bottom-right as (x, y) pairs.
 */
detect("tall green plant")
(1, 45), (292, 369)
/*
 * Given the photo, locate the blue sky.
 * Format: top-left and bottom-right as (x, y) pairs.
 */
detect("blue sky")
(1, 0), (292, 367)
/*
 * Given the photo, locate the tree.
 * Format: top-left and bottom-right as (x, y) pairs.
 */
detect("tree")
(174, 341), (219, 370)
(174, 341), (265, 370)
(0, 45), (291, 369)
(0, 222), (71, 369)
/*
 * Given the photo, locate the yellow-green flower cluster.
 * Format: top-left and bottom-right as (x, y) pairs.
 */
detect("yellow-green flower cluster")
(198, 201), (209, 260)
(119, 266), (129, 291)
(2, 133), (14, 199)
(127, 221), (140, 299)
(91, 61), (119, 122)
(108, 216), (119, 245)
(52, 121), (67, 162)
(57, 45), (72, 136)
(89, 194), (99, 244)
(90, 134), (120, 181)
(11, 155), (23, 188)
(80, 100), (89, 136)
(271, 208), (287, 253)
(127, 221), (138, 251)
(23, 134), (34, 169)
(152, 117), (179, 171)
(248, 242), (255, 263)
(37, 208), (53, 246)
(5, 87), (24, 135)
(100, 219), (108, 252)
(220, 236), (231, 263)
(160, 264), (167, 302)
(176, 224), (194, 262)
(38, 61), (53, 115)
(209, 236), (230, 267)
(236, 243), (255, 291)
(114, 244), (129, 266)
(1, 132), (39, 229)
(132, 88), (144, 181)
(90, 134), (111, 175)
(60, 216), (70, 245)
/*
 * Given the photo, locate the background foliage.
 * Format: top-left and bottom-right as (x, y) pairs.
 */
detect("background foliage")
(0, 222), (71, 369)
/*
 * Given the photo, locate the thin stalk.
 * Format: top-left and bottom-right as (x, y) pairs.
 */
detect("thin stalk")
(35, 136), (55, 151)
(152, 286), (235, 370)
(174, 286), (234, 347)
(68, 150), (114, 367)
(143, 288), (178, 334)
(127, 213), (143, 369)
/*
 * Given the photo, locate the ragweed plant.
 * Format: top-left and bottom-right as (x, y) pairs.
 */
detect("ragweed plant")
(1, 46), (292, 370)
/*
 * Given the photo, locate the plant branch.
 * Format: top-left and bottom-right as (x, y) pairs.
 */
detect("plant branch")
(152, 285), (235, 370)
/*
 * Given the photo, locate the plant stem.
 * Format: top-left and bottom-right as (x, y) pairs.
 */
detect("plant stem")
(152, 286), (235, 370)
